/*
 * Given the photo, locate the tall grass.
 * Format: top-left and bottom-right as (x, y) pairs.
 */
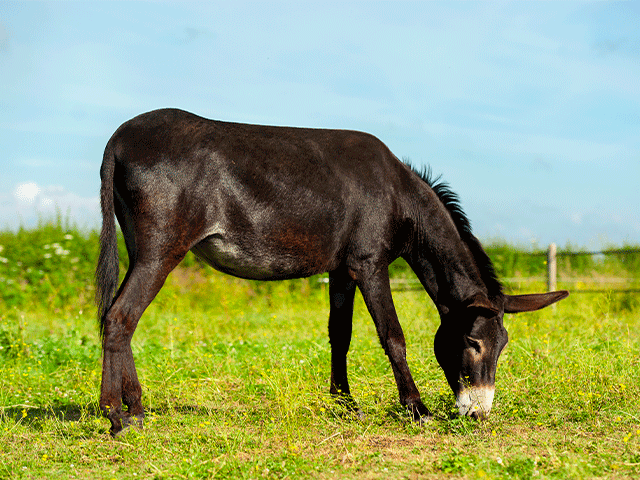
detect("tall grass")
(2, 219), (638, 314)
(1, 221), (639, 478)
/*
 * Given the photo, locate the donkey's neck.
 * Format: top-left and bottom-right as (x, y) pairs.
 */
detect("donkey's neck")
(407, 230), (488, 310)
(398, 163), (502, 311)
(403, 189), (500, 312)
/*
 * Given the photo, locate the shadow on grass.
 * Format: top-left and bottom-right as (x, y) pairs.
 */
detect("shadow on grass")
(3, 398), (465, 437)
(1, 402), (223, 439)
(1, 402), (230, 430)
(2, 403), (97, 422)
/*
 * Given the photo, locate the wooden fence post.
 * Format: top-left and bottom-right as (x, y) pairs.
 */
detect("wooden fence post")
(547, 243), (557, 292)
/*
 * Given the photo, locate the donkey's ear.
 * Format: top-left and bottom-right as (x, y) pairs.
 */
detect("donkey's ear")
(467, 292), (500, 316)
(504, 290), (569, 313)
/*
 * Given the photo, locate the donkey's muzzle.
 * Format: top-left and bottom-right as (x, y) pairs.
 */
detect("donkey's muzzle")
(455, 385), (495, 420)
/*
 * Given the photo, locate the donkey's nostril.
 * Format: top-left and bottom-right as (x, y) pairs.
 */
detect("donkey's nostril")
(469, 409), (488, 421)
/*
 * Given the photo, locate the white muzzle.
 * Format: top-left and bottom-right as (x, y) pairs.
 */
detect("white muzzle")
(456, 386), (495, 418)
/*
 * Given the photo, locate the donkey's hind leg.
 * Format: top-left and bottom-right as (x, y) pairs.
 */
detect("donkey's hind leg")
(100, 256), (185, 436)
(120, 343), (143, 429)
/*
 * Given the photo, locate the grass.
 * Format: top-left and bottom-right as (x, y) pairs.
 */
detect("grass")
(1, 223), (639, 478)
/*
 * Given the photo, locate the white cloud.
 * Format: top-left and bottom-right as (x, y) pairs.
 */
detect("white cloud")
(1, 182), (99, 229)
(15, 182), (40, 203)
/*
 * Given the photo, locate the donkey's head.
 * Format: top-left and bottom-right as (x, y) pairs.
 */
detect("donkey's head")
(434, 290), (568, 419)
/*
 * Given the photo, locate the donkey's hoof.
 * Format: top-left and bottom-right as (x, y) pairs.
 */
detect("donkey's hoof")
(111, 414), (144, 438)
(416, 412), (433, 424)
(405, 403), (432, 424)
(331, 393), (366, 420)
(333, 393), (358, 410)
(122, 413), (145, 430)
(342, 405), (366, 421)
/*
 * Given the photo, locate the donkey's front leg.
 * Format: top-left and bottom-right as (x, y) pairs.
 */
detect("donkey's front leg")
(356, 267), (431, 422)
(327, 268), (359, 413)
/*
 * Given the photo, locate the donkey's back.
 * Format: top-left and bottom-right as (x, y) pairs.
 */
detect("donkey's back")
(104, 108), (419, 283)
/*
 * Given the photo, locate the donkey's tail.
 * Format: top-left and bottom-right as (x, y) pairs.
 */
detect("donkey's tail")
(95, 137), (120, 337)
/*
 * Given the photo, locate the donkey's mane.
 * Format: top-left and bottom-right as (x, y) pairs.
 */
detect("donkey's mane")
(409, 163), (503, 298)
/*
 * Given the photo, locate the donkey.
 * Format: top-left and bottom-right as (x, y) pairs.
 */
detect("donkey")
(96, 108), (568, 436)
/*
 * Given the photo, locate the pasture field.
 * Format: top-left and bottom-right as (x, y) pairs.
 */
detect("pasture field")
(1, 223), (640, 479)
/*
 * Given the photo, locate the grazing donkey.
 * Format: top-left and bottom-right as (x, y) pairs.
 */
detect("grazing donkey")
(96, 108), (568, 436)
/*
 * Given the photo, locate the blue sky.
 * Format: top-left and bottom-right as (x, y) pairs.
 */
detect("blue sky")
(1, 1), (638, 248)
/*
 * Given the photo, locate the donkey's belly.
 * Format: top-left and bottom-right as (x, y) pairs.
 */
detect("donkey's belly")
(190, 232), (326, 281)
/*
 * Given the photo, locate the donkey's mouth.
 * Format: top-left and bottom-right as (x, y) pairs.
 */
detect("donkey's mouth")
(455, 385), (495, 419)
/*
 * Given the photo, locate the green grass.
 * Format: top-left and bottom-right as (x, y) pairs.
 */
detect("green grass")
(1, 222), (639, 478)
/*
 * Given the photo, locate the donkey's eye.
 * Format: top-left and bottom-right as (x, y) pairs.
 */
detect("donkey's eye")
(464, 335), (482, 353)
